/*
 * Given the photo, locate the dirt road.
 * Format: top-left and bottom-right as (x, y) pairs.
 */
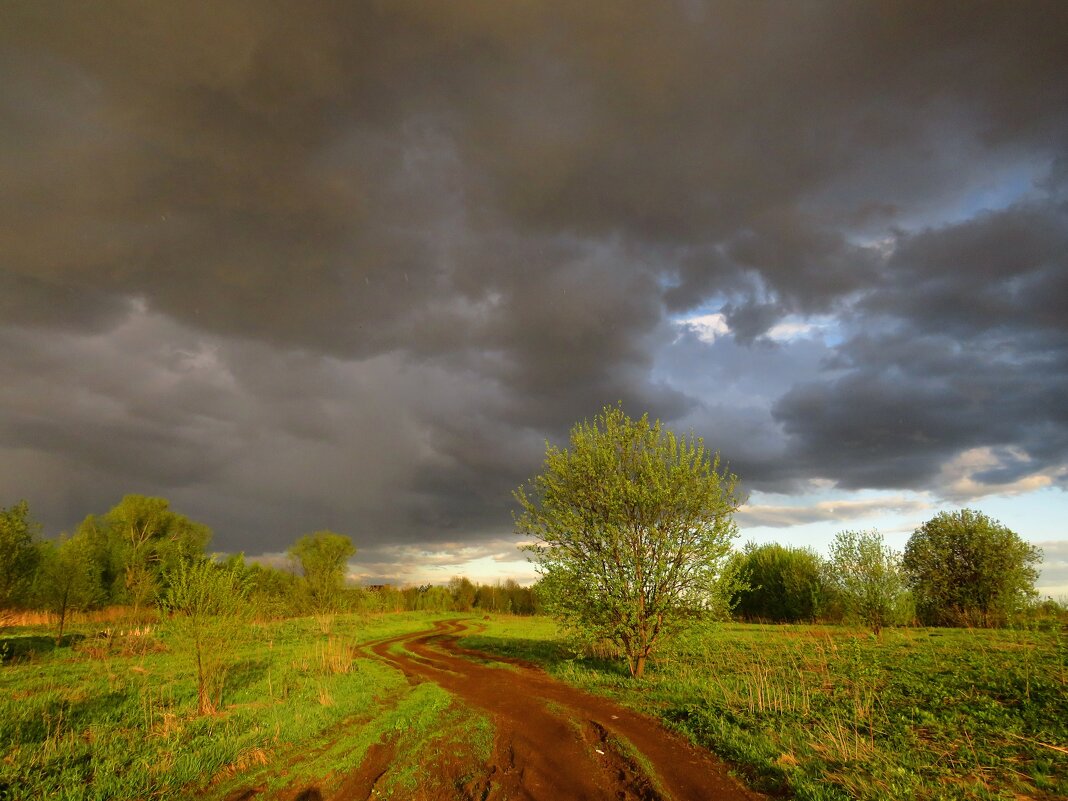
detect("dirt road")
(353, 618), (763, 801)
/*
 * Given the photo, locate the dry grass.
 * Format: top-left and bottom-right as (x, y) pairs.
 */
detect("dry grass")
(316, 635), (355, 675)
(1, 606), (156, 627)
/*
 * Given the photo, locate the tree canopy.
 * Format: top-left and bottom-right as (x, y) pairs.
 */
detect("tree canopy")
(903, 509), (1041, 627)
(731, 542), (828, 622)
(288, 530), (355, 624)
(827, 529), (911, 634)
(0, 500), (41, 611)
(103, 495), (212, 616)
(515, 405), (742, 678)
(36, 531), (103, 643)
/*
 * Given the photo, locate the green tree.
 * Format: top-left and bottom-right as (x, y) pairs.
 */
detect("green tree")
(502, 579), (535, 615)
(104, 495), (211, 617)
(288, 531), (355, 632)
(408, 584), (453, 612)
(903, 509), (1041, 627)
(0, 500), (41, 614)
(515, 405), (743, 678)
(449, 576), (477, 612)
(236, 559), (302, 621)
(732, 542), (829, 622)
(827, 529), (910, 635)
(73, 514), (125, 605)
(36, 532), (104, 644)
(161, 558), (250, 715)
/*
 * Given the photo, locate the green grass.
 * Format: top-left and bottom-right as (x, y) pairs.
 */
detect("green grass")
(462, 617), (1068, 801)
(5, 612), (1065, 800)
(0, 612), (478, 800)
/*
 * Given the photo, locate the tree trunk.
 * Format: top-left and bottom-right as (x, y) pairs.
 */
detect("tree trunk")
(634, 654), (646, 679)
(55, 609), (66, 646)
(55, 585), (70, 646)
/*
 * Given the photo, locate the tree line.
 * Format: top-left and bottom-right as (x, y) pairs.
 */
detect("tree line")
(2, 490), (1046, 652)
(730, 509), (1044, 632)
(0, 496), (538, 645)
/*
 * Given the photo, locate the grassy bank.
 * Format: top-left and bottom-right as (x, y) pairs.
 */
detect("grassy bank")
(0, 613), (489, 800)
(461, 618), (1068, 801)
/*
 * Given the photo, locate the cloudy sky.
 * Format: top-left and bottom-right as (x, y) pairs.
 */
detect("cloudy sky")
(2, 2), (1066, 592)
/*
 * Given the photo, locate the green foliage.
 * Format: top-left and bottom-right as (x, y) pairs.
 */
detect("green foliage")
(904, 509), (1041, 627)
(448, 576), (476, 612)
(827, 530), (910, 635)
(515, 404), (743, 678)
(161, 558), (250, 715)
(103, 495), (212, 617)
(0, 500), (41, 612)
(288, 531), (355, 629)
(474, 578), (534, 614)
(243, 559), (303, 621)
(35, 532), (104, 644)
(71, 515), (125, 606)
(732, 542), (830, 622)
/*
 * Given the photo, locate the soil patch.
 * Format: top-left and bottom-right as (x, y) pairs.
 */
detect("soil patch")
(364, 618), (765, 801)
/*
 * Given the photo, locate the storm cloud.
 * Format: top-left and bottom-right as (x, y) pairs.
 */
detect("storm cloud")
(2, 2), (1067, 571)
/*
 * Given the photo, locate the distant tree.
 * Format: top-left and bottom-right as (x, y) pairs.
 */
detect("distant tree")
(732, 542), (829, 622)
(161, 558), (250, 715)
(36, 532), (104, 644)
(103, 495), (211, 617)
(239, 560), (302, 621)
(473, 578), (534, 615)
(373, 584), (406, 612)
(903, 509), (1041, 627)
(0, 501), (41, 614)
(827, 529), (910, 635)
(516, 405), (743, 678)
(413, 584), (453, 612)
(449, 576), (477, 612)
(288, 531), (355, 632)
(68, 514), (126, 605)
(502, 579), (536, 615)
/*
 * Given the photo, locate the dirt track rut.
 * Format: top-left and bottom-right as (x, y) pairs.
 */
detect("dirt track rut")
(360, 618), (764, 801)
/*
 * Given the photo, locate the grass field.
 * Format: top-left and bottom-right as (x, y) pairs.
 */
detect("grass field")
(1, 613), (1065, 800)
(0, 613), (492, 800)
(462, 618), (1068, 800)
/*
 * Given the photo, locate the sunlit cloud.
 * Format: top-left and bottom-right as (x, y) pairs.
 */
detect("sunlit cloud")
(937, 447), (1066, 502)
(675, 313), (730, 344)
(738, 496), (932, 528)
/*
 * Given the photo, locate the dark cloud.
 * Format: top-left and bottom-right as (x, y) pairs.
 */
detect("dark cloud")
(773, 327), (1068, 491)
(871, 202), (1068, 337)
(2, 2), (1067, 563)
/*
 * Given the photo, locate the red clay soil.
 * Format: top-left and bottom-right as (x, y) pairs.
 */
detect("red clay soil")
(360, 618), (765, 801)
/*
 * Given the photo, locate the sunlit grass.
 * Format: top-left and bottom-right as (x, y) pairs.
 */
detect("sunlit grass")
(464, 617), (1068, 801)
(6, 610), (1063, 800)
(0, 612), (457, 800)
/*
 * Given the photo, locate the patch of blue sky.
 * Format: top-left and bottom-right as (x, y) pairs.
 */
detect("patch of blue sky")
(666, 307), (844, 348)
(956, 165), (1041, 215)
(653, 322), (830, 414)
(974, 487), (1067, 542)
(848, 157), (1050, 246)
